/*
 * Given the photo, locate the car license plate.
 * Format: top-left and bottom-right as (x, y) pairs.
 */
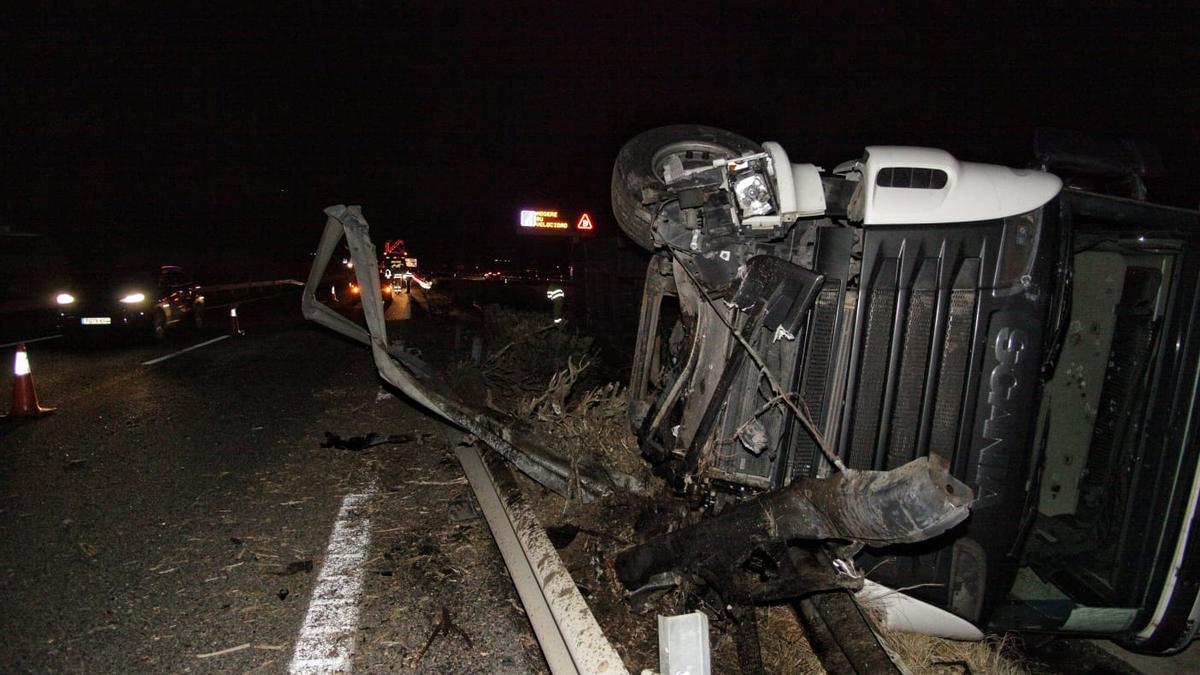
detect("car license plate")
(81, 317), (112, 325)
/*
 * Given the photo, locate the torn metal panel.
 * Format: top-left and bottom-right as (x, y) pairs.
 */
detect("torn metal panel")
(615, 455), (972, 590)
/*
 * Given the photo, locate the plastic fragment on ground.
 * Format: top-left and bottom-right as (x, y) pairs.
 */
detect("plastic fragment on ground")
(657, 612), (710, 675)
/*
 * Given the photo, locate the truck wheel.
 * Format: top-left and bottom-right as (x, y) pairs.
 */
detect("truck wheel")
(611, 125), (762, 251)
(152, 311), (167, 340)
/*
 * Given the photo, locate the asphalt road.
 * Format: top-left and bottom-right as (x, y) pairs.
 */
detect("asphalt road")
(0, 291), (544, 674)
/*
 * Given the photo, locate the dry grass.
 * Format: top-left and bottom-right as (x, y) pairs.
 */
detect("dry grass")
(757, 601), (1028, 674)
(532, 379), (648, 482)
(883, 631), (1027, 674)
(450, 306), (649, 483)
(471, 306), (597, 401)
(758, 605), (824, 674)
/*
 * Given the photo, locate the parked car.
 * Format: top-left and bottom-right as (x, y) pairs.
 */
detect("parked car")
(55, 264), (205, 340)
(611, 125), (1200, 665)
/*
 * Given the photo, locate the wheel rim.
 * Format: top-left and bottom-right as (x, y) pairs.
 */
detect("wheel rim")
(650, 140), (744, 182)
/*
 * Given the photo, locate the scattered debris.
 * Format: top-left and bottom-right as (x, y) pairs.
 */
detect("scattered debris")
(195, 642), (251, 659)
(321, 431), (414, 451)
(734, 417), (770, 455)
(410, 606), (473, 668)
(405, 477), (467, 486)
(447, 495), (482, 522)
(63, 458), (88, 473)
(544, 523), (627, 549)
(271, 560), (313, 576)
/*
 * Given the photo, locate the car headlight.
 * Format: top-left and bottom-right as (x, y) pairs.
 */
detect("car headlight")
(120, 292), (146, 304)
(733, 172), (775, 217)
(55, 292), (75, 305)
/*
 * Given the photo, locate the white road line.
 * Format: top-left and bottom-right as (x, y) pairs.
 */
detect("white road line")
(0, 334), (62, 349)
(140, 335), (231, 366)
(290, 485), (376, 675)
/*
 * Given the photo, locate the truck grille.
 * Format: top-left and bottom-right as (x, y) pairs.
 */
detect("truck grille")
(787, 287), (841, 481)
(787, 230), (986, 478)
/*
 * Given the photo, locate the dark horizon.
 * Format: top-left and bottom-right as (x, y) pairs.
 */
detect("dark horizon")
(5, 4), (1197, 276)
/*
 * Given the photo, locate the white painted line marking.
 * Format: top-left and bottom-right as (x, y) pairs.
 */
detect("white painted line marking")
(141, 335), (231, 366)
(0, 334), (62, 349)
(290, 486), (376, 675)
(290, 657), (353, 674)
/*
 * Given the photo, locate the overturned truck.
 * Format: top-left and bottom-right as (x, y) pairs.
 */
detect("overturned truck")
(305, 126), (1200, 673)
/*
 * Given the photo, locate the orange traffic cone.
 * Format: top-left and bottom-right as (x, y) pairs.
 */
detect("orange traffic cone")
(5, 343), (55, 418)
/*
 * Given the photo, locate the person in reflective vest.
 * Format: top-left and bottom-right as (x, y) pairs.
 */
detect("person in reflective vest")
(546, 284), (566, 325)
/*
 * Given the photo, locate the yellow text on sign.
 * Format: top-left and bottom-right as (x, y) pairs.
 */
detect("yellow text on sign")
(520, 210), (569, 230)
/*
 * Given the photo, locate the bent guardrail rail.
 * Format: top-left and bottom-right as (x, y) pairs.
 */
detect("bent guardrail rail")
(302, 205), (633, 674)
(302, 205), (648, 502)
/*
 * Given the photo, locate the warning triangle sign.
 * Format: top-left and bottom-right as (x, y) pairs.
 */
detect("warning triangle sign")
(576, 213), (594, 231)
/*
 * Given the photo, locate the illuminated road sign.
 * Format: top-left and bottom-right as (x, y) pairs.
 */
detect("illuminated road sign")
(517, 209), (595, 236)
(519, 209), (569, 230)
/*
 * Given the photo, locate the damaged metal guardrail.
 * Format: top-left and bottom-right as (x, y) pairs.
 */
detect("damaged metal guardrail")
(302, 205), (646, 502)
(456, 442), (629, 675)
(303, 205), (635, 674)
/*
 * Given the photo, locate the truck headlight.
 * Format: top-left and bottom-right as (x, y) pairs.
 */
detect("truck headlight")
(733, 172), (774, 217)
(994, 208), (1043, 293)
(120, 292), (146, 304)
(55, 292), (75, 305)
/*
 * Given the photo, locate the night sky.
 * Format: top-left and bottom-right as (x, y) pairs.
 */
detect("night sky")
(5, 3), (1197, 274)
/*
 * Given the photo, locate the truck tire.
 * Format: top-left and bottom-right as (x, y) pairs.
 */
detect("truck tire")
(611, 125), (762, 251)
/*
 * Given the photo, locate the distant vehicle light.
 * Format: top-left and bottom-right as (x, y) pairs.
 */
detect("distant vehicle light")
(350, 283), (360, 295)
(120, 292), (146, 304)
(55, 292), (75, 305)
